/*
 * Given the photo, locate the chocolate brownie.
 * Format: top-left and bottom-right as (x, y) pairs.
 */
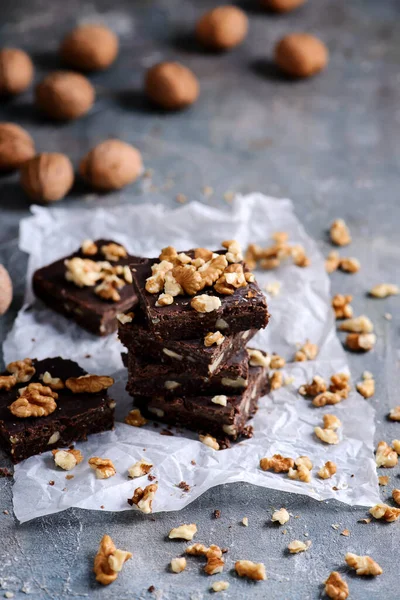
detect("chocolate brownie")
(33, 239), (139, 336)
(118, 308), (256, 377)
(126, 349), (251, 397)
(133, 354), (269, 441)
(130, 247), (269, 340)
(0, 357), (115, 463)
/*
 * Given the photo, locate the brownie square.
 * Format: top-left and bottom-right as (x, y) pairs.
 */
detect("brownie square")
(130, 248), (269, 340)
(118, 307), (256, 377)
(33, 239), (139, 336)
(0, 357), (115, 463)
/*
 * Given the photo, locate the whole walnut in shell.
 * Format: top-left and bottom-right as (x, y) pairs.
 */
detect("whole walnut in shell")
(145, 62), (199, 110)
(196, 6), (248, 51)
(0, 123), (35, 171)
(60, 24), (119, 71)
(0, 48), (34, 95)
(80, 139), (143, 191)
(259, 0), (306, 12)
(0, 264), (13, 315)
(35, 71), (95, 120)
(20, 153), (74, 203)
(275, 34), (329, 78)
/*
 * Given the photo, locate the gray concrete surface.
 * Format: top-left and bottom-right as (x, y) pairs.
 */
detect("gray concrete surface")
(0, 0), (399, 598)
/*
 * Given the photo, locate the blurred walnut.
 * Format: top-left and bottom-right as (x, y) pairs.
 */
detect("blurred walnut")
(275, 34), (329, 78)
(259, 0), (306, 12)
(145, 62), (199, 110)
(80, 140), (143, 191)
(196, 6), (248, 51)
(60, 24), (119, 71)
(0, 123), (35, 171)
(0, 48), (34, 95)
(35, 71), (95, 120)
(20, 153), (74, 203)
(0, 264), (12, 315)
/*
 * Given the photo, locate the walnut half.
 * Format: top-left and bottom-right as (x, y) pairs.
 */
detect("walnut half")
(89, 457), (116, 479)
(66, 374), (114, 393)
(93, 535), (132, 585)
(324, 571), (349, 600)
(9, 383), (58, 418)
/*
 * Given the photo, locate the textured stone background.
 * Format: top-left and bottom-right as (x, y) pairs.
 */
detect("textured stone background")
(0, 0), (399, 598)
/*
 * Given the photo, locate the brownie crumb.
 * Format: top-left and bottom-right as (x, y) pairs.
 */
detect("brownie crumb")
(148, 474), (156, 482)
(127, 498), (134, 507)
(221, 547), (229, 554)
(160, 429), (174, 436)
(178, 481), (190, 492)
(100, 505), (105, 509)
(65, 474), (74, 480)
(85, 354), (92, 358)
(0, 467), (12, 478)
(148, 585), (155, 593)
(191, 459), (196, 466)
(214, 509), (221, 519)
(49, 480), (55, 486)
(242, 425), (254, 439)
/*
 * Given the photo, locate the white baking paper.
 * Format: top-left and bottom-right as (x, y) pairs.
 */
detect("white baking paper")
(4, 194), (380, 523)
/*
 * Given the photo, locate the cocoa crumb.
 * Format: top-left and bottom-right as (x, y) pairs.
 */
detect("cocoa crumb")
(221, 547), (229, 553)
(148, 585), (155, 593)
(49, 480), (55, 486)
(214, 509), (221, 519)
(100, 505), (105, 509)
(191, 459), (196, 465)
(178, 481), (190, 492)
(148, 474), (156, 482)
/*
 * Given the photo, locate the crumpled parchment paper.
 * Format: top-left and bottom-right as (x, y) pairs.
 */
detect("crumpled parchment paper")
(3, 194), (380, 523)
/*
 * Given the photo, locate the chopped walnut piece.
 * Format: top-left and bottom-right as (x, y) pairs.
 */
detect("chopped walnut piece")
(169, 524), (197, 541)
(128, 459), (153, 479)
(214, 263), (247, 295)
(211, 395), (227, 407)
(315, 427), (339, 445)
(65, 374), (114, 394)
(81, 239), (98, 255)
(199, 254), (228, 288)
(264, 281), (281, 297)
(389, 406), (400, 421)
(40, 371), (64, 390)
(155, 293), (174, 307)
(323, 414), (342, 430)
(0, 375), (17, 390)
(392, 489), (400, 505)
(339, 257), (360, 273)
(260, 454), (294, 473)
(291, 244), (310, 267)
(356, 372), (375, 398)
(170, 557), (186, 573)
(7, 358), (35, 383)
(204, 331), (225, 347)
(52, 448), (83, 471)
(369, 283), (399, 298)
(159, 246), (178, 263)
(65, 257), (102, 287)
(272, 508), (290, 525)
(378, 475), (389, 486)
(172, 265), (203, 295)
(89, 457), (116, 479)
(288, 465), (311, 483)
(392, 439), (400, 454)
(294, 341), (318, 362)
(235, 560), (266, 581)
(164, 271), (183, 297)
(330, 219), (351, 246)
(329, 372), (351, 398)
(339, 315), (373, 333)
(369, 503), (400, 522)
(242, 516), (249, 526)
(260, 257), (280, 270)
(93, 535), (132, 585)
(194, 247), (214, 262)
(222, 240), (243, 263)
(9, 383), (58, 418)
(101, 243), (127, 262)
(128, 483), (158, 513)
(295, 456), (313, 470)
(247, 348), (270, 368)
(177, 252), (192, 264)
(211, 580), (229, 592)
(332, 294), (353, 319)
(298, 375), (327, 397)
(199, 434), (220, 451)
(191, 294), (221, 313)
(186, 543), (210, 556)
(318, 461), (337, 479)
(205, 545), (224, 575)
(95, 277), (122, 302)
(324, 571), (349, 600)
(272, 232), (289, 244)
(117, 311), (134, 324)
(124, 409), (147, 427)
(146, 273), (166, 295)
(269, 371), (283, 391)
(345, 553), (382, 576)
(288, 540), (311, 554)
(312, 391), (342, 407)
(270, 354), (286, 369)
(375, 441), (398, 468)
(325, 251), (341, 274)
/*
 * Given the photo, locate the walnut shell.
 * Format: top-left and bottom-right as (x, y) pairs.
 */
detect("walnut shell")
(60, 24), (119, 71)
(35, 71), (95, 120)
(196, 6), (248, 51)
(275, 34), (329, 78)
(0, 48), (34, 95)
(0, 264), (12, 315)
(20, 153), (74, 203)
(259, 0), (306, 12)
(80, 139), (143, 190)
(145, 62), (199, 110)
(0, 123), (35, 171)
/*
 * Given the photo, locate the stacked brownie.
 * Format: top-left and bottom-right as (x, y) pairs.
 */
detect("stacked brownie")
(118, 242), (270, 444)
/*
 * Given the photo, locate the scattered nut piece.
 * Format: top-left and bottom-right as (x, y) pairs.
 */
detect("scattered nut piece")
(128, 459), (153, 479)
(315, 427), (339, 445)
(260, 454), (294, 473)
(329, 373), (351, 398)
(295, 456), (313, 470)
(369, 284), (399, 298)
(124, 409), (147, 427)
(264, 281), (281, 297)
(356, 372), (375, 398)
(369, 503), (400, 522)
(242, 516), (248, 527)
(9, 383), (58, 418)
(186, 543), (210, 556)
(156, 293), (174, 307)
(345, 552), (382, 576)
(204, 331), (225, 347)
(170, 557), (186, 573)
(117, 312), (134, 324)
(89, 457), (116, 479)
(199, 434), (220, 451)
(247, 348), (270, 368)
(93, 535), (132, 585)
(128, 483), (158, 514)
(345, 333), (376, 352)
(211, 580), (229, 592)
(298, 375), (327, 397)
(392, 489), (400, 505)
(325, 251), (341, 273)
(339, 257), (360, 273)
(169, 524), (197, 541)
(312, 391), (342, 407)
(330, 219), (351, 246)
(323, 414), (342, 430)
(376, 441), (398, 467)
(332, 294), (353, 319)
(318, 461), (337, 479)
(235, 560), (266, 581)
(392, 439), (400, 455)
(324, 571), (349, 600)
(66, 374), (114, 393)
(294, 341), (318, 362)
(52, 448), (83, 471)
(101, 243), (127, 262)
(272, 508), (290, 525)
(389, 406), (400, 421)
(270, 354), (286, 369)
(40, 371), (64, 390)
(288, 540), (311, 553)
(204, 545), (225, 575)
(191, 294), (221, 313)
(288, 465), (311, 483)
(378, 476), (389, 486)
(7, 358), (35, 382)
(339, 315), (373, 333)
(65, 257), (102, 287)
(269, 371), (283, 391)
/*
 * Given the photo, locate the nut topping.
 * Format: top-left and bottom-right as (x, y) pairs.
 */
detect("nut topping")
(214, 263), (247, 295)
(9, 383), (58, 418)
(155, 293), (174, 307)
(89, 457), (116, 479)
(222, 239), (243, 263)
(198, 254), (228, 287)
(324, 572), (349, 600)
(93, 535), (132, 585)
(128, 483), (158, 513)
(0, 375), (17, 390)
(199, 434), (220, 451)
(169, 523), (197, 540)
(100, 243), (127, 262)
(65, 374), (114, 393)
(65, 257), (102, 287)
(235, 560), (266, 581)
(117, 311), (134, 324)
(204, 331), (225, 347)
(7, 358), (35, 383)
(81, 239), (98, 255)
(172, 264), (203, 296)
(345, 552), (382, 576)
(40, 371), (65, 390)
(124, 409), (147, 427)
(191, 295), (221, 313)
(52, 448), (83, 470)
